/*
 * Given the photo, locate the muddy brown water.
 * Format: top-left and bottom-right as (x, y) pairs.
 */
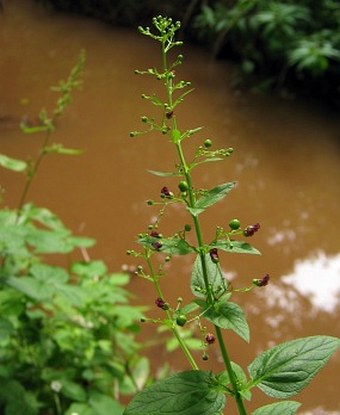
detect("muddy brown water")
(1, 1), (340, 414)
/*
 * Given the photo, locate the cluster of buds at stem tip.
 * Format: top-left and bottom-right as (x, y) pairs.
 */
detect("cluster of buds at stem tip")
(244, 222), (260, 237)
(209, 248), (219, 264)
(253, 274), (270, 287)
(155, 297), (169, 310)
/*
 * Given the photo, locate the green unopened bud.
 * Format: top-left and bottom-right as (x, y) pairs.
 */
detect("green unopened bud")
(229, 218), (241, 230)
(178, 181), (189, 192)
(176, 315), (187, 327)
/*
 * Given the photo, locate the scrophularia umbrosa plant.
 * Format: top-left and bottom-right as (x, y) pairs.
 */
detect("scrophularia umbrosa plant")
(124, 16), (340, 415)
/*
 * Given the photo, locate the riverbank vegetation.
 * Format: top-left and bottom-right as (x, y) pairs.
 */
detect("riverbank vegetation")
(37, 0), (340, 106)
(1, 12), (339, 415)
(0, 53), (149, 415)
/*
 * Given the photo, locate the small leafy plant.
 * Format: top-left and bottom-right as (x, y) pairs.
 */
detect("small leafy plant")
(124, 16), (340, 415)
(0, 53), (147, 415)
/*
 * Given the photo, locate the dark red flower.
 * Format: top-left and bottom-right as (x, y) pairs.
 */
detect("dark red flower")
(155, 297), (169, 310)
(152, 241), (162, 251)
(244, 223), (260, 237)
(205, 333), (215, 345)
(209, 248), (219, 263)
(253, 274), (270, 287)
(160, 186), (173, 198)
(149, 230), (161, 238)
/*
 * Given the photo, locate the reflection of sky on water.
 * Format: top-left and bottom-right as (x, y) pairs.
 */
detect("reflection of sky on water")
(282, 252), (340, 313)
(300, 409), (340, 415)
(249, 251), (340, 337)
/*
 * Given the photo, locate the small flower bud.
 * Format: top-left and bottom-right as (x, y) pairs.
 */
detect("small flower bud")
(205, 333), (216, 345)
(244, 223), (260, 237)
(176, 315), (187, 327)
(184, 224), (192, 232)
(149, 230), (161, 238)
(160, 186), (173, 198)
(209, 248), (219, 264)
(204, 138), (212, 148)
(147, 199), (154, 205)
(178, 181), (189, 192)
(152, 241), (162, 251)
(253, 274), (270, 287)
(155, 297), (169, 310)
(229, 218), (241, 230)
(202, 353), (209, 361)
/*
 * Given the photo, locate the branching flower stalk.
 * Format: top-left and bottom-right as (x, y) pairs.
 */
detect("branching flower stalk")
(159, 18), (247, 415)
(125, 16), (340, 415)
(16, 50), (86, 218)
(131, 16), (249, 414)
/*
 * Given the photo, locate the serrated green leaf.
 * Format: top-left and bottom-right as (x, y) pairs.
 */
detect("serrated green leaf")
(252, 401), (301, 415)
(195, 182), (235, 210)
(123, 370), (226, 415)
(71, 260), (108, 278)
(89, 391), (125, 414)
(191, 253), (226, 298)
(20, 204), (65, 231)
(6, 276), (54, 301)
(203, 300), (250, 342)
(147, 169), (178, 177)
(59, 379), (87, 401)
(248, 335), (340, 398)
(212, 240), (261, 255)
(0, 154), (27, 172)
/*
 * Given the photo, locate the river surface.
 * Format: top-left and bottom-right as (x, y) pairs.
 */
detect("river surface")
(1, 1), (340, 414)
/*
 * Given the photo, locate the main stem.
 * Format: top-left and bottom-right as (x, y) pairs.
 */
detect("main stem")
(162, 38), (247, 415)
(17, 128), (52, 219)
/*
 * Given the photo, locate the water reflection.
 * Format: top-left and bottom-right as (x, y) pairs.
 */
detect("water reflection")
(300, 409), (340, 415)
(282, 252), (340, 313)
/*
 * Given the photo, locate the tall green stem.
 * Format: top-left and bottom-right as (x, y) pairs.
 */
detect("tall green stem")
(17, 129), (52, 218)
(161, 38), (247, 415)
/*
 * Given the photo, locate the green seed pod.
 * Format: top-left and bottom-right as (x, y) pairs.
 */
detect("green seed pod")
(229, 218), (241, 230)
(178, 181), (189, 192)
(176, 315), (187, 327)
(204, 138), (212, 148)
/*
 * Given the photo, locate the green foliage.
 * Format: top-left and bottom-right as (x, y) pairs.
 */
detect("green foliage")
(203, 299), (250, 342)
(123, 370), (226, 415)
(252, 401), (301, 415)
(0, 56), (147, 414)
(0, 203), (147, 414)
(194, 0), (340, 97)
(247, 336), (340, 398)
